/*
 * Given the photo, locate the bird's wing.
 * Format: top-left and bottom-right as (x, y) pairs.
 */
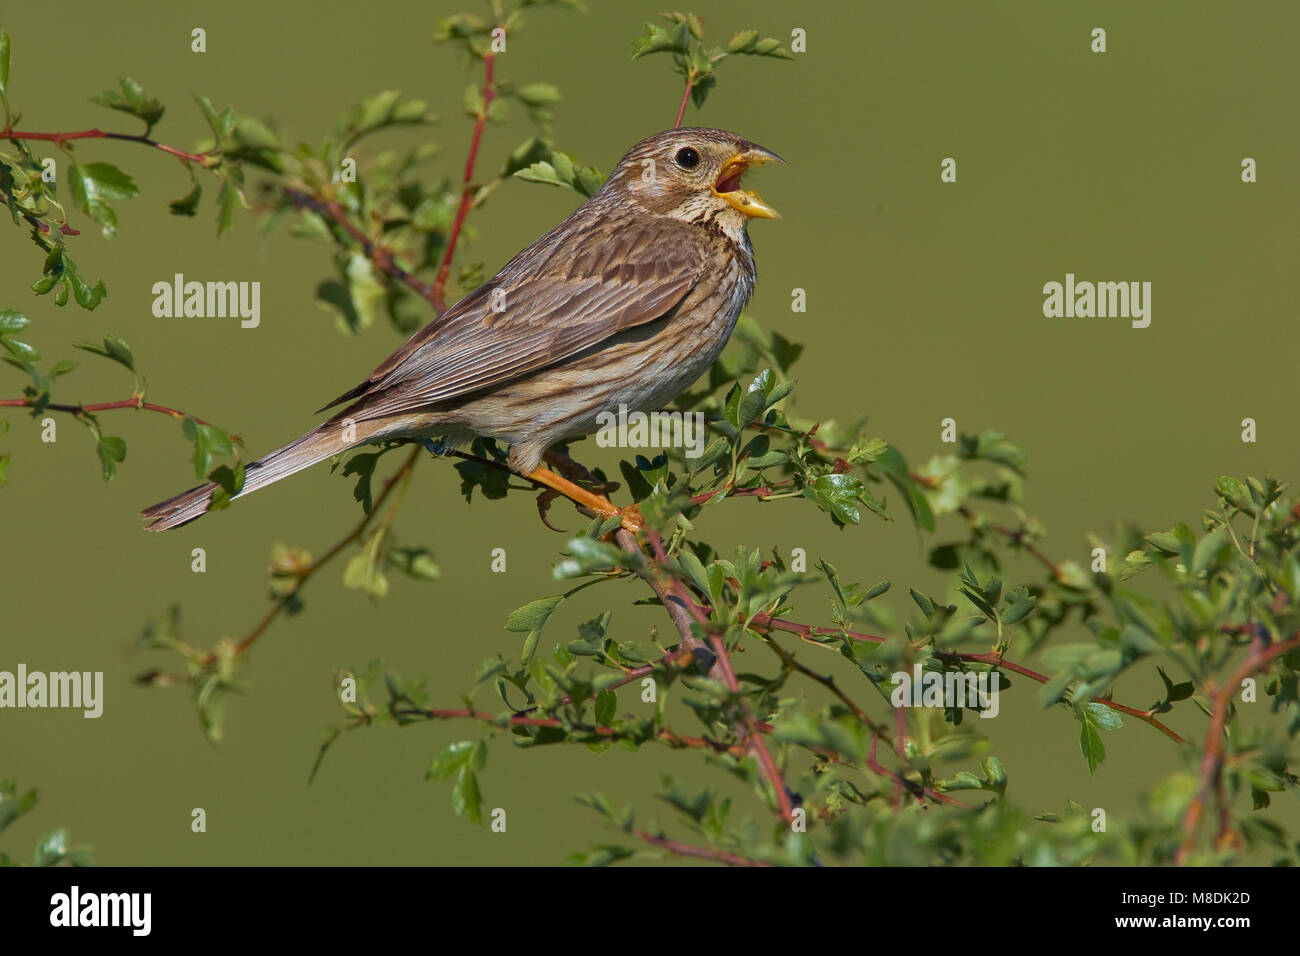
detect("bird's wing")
(319, 217), (707, 420)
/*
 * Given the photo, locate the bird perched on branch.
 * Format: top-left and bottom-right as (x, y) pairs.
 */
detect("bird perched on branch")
(142, 127), (782, 531)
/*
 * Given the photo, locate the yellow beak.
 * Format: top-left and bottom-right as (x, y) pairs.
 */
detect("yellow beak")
(712, 144), (784, 220)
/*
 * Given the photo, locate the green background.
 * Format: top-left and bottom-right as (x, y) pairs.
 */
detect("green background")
(2, 0), (1297, 864)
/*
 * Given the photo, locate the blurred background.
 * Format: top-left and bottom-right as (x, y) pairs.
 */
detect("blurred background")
(1, 0), (1297, 864)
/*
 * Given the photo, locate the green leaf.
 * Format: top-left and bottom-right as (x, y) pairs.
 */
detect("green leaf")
(595, 689), (616, 726)
(631, 21), (690, 58)
(451, 767), (484, 824)
(91, 77), (165, 131)
(1079, 702), (1122, 774)
(96, 435), (126, 481)
(193, 92), (235, 142)
(68, 162), (138, 237)
(33, 829), (69, 866)
(0, 781), (38, 836)
(1079, 717), (1105, 775)
(1084, 701), (1124, 731)
(1191, 527), (1227, 578)
(0, 32), (9, 95)
(505, 595), (565, 632)
(217, 180), (243, 236)
(169, 182), (202, 217)
(677, 549), (712, 597)
(342, 527), (389, 599)
(726, 30), (759, 53)
(205, 463), (244, 512)
(73, 333), (135, 371)
(803, 473), (867, 525)
(515, 82), (561, 105)
(181, 417), (234, 479)
(427, 740), (475, 779)
(388, 546), (440, 581)
(553, 538), (625, 578)
(0, 309), (28, 333)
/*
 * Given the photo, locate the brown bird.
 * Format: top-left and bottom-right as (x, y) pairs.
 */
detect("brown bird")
(142, 127), (782, 531)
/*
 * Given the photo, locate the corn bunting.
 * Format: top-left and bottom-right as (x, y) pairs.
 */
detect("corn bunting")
(142, 127), (782, 531)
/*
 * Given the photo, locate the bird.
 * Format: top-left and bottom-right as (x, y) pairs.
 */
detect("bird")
(141, 127), (782, 532)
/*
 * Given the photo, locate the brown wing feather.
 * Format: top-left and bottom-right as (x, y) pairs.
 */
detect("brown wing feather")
(318, 214), (706, 420)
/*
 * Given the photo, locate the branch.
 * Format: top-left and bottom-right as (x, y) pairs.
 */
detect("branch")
(615, 527), (706, 650)
(749, 613), (1186, 744)
(0, 186), (80, 235)
(281, 186), (438, 307)
(227, 445), (421, 658)
(1177, 631), (1300, 863)
(957, 503), (1061, 578)
(432, 52), (496, 312)
(390, 705), (739, 755)
(0, 396), (216, 427)
(634, 829), (770, 867)
(1, 126), (215, 165)
(673, 71), (694, 129)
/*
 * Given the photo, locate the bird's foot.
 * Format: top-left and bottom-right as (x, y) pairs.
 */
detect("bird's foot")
(523, 464), (642, 533)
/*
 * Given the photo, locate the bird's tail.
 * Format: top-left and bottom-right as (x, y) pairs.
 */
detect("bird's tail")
(141, 417), (384, 531)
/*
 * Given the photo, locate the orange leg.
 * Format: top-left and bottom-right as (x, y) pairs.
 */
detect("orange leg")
(524, 465), (642, 532)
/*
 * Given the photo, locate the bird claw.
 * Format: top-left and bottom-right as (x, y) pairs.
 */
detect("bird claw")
(536, 488), (567, 533)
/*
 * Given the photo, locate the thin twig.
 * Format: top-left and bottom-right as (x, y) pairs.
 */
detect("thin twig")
(432, 52), (496, 311)
(281, 186), (437, 306)
(1, 127), (214, 165)
(228, 445), (421, 658)
(0, 396), (216, 426)
(635, 829), (770, 867)
(1177, 632), (1300, 863)
(673, 72), (694, 129)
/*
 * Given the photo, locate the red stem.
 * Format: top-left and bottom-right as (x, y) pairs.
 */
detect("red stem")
(432, 53), (496, 312)
(0, 396), (213, 426)
(673, 73), (693, 129)
(708, 633), (796, 824)
(3, 127), (212, 165)
(281, 187), (437, 306)
(634, 829), (770, 867)
(749, 613), (1186, 745)
(1177, 632), (1300, 862)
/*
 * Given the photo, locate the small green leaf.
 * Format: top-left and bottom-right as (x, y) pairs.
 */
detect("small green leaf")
(595, 689), (616, 726)
(427, 740), (474, 779)
(0, 31), (10, 95)
(505, 595), (565, 632)
(169, 182), (202, 217)
(96, 435), (126, 481)
(73, 333), (135, 371)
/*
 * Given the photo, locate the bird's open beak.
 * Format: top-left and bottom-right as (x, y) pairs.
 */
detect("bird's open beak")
(712, 144), (784, 219)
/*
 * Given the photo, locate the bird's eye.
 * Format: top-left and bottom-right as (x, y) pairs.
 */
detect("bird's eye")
(675, 147), (701, 170)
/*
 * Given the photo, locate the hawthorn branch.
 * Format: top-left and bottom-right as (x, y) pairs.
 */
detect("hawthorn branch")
(616, 527), (706, 650)
(432, 51), (496, 312)
(0, 186), (80, 235)
(1, 127), (215, 165)
(227, 445), (421, 658)
(634, 829), (770, 867)
(956, 503), (1061, 578)
(0, 396), (217, 427)
(749, 613), (1186, 745)
(673, 71), (694, 129)
(1176, 631), (1300, 863)
(390, 705), (740, 755)
(281, 186), (437, 306)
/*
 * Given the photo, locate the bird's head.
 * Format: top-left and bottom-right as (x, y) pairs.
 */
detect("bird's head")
(604, 127), (783, 231)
